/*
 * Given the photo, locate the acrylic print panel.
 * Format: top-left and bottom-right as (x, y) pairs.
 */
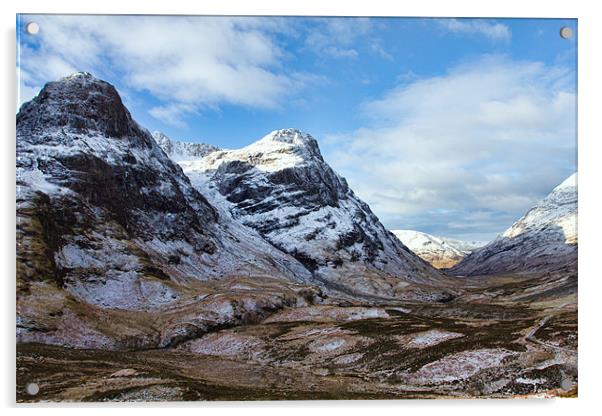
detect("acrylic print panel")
(16, 14), (577, 402)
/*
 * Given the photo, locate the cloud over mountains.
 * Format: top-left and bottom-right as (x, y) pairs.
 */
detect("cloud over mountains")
(325, 55), (576, 240)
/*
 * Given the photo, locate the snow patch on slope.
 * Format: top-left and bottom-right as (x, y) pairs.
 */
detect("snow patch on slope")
(410, 348), (517, 384)
(502, 173), (577, 244)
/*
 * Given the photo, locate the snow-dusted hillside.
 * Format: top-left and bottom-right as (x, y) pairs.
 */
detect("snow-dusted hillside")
(451, 173), (577, 276)
(156, 129), (449, 299)
(16, 73), (313, 313)
(391, 230), (485, 269)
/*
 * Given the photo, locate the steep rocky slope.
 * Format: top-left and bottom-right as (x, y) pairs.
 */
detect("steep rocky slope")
(16, 73), (321, 347)
(155, 129), (450, 299)
(450, 173), (577, 276)
(391, 230), (485, 269)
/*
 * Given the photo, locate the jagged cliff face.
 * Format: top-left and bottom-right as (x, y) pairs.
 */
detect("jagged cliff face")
(157, 129), (449, 299)
(391, 230), (485, 269)
(16, 73), (312, 313)
(450, 173), (577, 277)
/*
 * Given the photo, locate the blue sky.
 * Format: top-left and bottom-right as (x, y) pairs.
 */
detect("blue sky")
(17, 15), (577, 241)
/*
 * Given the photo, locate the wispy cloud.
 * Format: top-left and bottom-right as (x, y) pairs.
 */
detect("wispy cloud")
(18, 16), (392, 126)
(148, 103), (198, 129)
(324, 55), (575, 240)
(437, 18), (511, 42)
(303, 18), (374, 60)
(18, 15), (308, 126)
(322, 46), (359, 59)
(370, 40), (393, 61)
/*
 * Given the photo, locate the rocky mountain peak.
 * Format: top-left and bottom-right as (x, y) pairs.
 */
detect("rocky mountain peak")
(245, 128), (324, 168)
(501, 172), (577, 242)
(17, 73), (451, 311)
(16, 74), (321, 311)
(17, 72), (146, 141)
(63, 71), (97, 82)
(554, 172), (577, 191)
(152, 131), (171, 146)
(260, 128), (318, 148)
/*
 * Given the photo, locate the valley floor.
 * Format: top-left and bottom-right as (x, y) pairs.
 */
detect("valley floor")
(16, 272), (577, 402)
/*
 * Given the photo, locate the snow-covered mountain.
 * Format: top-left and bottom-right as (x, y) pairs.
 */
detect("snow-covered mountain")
(450, 173), (577, 276)
(16, 73), (314, 312)
(155, 129), (449, 298)
(17, 73), (449, 318)
(391, 230), (485, 269)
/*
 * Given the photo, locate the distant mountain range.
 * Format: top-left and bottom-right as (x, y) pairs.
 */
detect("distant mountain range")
(391, 230), (485, 269)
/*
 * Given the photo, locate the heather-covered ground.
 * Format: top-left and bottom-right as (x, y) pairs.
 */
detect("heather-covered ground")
(17, 271), (576, 402)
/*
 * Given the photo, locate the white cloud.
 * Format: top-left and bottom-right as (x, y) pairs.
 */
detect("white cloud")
(148, 103), (198, 129)
(303, 18), (373, 59)
(370, 41), (393, 61)
(322, 46), (359, 59)
(18, 15), (306, 126)
(323, 55), (576, 240)
(437, 19), (511, 42)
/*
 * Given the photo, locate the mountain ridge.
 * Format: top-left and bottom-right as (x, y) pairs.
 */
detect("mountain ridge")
(450, 173), (577, 276)
(152, 131), (220, 161)
(16, 73), (455, 353)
